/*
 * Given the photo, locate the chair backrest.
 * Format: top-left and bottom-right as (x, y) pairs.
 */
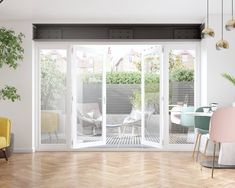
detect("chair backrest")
(0, 117), (11, 147)
(194, 106), (211, 131)
(180, 106), (195, 127)
(41, 111), (59, 133)
(77, 103), (101, 118)
(170, 106), (183, 125)
(210, 107), (235, 143)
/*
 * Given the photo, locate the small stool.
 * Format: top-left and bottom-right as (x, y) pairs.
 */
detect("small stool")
(106, 124), (122, 138)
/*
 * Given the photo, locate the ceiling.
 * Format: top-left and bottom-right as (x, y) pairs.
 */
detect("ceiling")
(0, 0), (233, 23)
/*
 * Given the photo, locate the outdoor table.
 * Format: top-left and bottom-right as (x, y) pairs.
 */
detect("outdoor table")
(106, 123), (122, 138)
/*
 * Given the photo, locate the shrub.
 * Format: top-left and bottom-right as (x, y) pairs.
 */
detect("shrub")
(170, 68), (194, 82)
(107, 72), (142, 84)
(83, 72), (160, 84)
(130, 90), (159, 109)
(41, 55), (66, 110)
(82, 69), (194, 84)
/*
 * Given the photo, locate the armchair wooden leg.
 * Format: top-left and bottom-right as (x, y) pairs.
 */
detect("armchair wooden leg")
(2, 149), (8, 161)
(204, 138), (209, 156)
(196, 134), (202, 162)
(212, 142), (216, 178)
(192, 133), (199, 158)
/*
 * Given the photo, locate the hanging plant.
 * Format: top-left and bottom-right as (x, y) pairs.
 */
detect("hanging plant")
(0, 27), (25, 102)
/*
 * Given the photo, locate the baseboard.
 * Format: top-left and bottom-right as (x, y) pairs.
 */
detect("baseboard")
(13, 148), (35, 153)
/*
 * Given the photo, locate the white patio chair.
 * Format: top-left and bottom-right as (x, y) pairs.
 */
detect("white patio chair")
(77, 103), (102, 136)
(122, 108), (155, 136)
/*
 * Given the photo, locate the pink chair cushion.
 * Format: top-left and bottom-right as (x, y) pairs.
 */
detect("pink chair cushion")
(210, 107), (235, 143)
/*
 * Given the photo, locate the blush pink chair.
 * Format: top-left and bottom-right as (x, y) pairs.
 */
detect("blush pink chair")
(209, 107), (235, 178)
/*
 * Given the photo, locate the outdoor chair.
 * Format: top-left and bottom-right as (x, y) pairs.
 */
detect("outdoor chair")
(122, 108), (155, 136)
(41, 111), (59, 143)
(170, 105), (183, 125)
(77, 103), (102, 136)
(180, 106), (195, 143)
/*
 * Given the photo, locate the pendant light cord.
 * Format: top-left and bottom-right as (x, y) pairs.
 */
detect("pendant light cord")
(207, 0), (209, 27)
(222, 0), (224, 39)
(232, 0), (234, 20)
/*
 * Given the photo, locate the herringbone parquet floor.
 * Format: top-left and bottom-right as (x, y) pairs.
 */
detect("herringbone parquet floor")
(0, 152), (235, 188)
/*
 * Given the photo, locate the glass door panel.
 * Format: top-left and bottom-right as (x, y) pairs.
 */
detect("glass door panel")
(40, 49), (68, 145)
(168, 48), (196, 145)
(105, 45), (142, 147)
(141, 45), (163, 147)
(73, 45), (106, 148)
(72, 44), (163, 149)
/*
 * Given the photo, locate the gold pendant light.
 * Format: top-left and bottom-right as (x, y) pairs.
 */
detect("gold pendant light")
(216, 0), (229, 50)
(225, 0), (235, 31)
(202, 0), (215, 38)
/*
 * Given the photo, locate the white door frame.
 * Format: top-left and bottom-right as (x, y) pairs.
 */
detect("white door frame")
(34, 40), (201, 151)
(141, 46), (164, 148)
(35, 42), (72, 151)
(72, 45), (107, 148)
(163, 43), (201, 151)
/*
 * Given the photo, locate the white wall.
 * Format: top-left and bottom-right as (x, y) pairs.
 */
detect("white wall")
(201, 14), (235, 107)
(0, 21), (34, 152)
(1, 16), (235, 152)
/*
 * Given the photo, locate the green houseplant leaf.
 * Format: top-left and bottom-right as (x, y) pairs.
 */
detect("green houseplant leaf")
(222, 73), (235, 86)
(0, 86), (21, 102)
(0, 27), (24, 102)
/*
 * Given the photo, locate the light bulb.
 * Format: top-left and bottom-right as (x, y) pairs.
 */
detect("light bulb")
(216, 39), (229, 50)
(201, 27), (215, 38)
(225, 19), (235, 31)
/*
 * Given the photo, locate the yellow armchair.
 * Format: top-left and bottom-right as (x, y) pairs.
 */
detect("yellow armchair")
(0, 117), (11, 161)
(41, 111), (59, 143)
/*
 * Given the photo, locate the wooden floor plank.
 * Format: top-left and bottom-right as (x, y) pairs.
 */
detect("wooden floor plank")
(0, 152), (235, 188)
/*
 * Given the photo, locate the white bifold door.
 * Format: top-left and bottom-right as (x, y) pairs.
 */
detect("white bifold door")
(72, 44), (163, 149)
(38, 45), (71, 150)
(72, 45), (107, 148)
(37, 42), (198, 151)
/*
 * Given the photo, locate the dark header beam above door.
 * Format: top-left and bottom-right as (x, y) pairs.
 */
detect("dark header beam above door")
(33, 24), (202, 40)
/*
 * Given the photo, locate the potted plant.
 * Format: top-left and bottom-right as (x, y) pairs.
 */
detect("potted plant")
(0, 27), (24, 159)
(0, 27), (24, 101)
(130, 84), (159, 113)
(222, 73), (235, 107)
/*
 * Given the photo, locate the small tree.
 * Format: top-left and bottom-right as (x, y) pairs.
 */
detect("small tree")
(0, 28), (24, 102)
(40, 54), (66, 110)
(168, 50), (184, 72)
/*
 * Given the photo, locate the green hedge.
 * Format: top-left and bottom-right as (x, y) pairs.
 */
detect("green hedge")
(170, 68), (194, 82)
(82, 69), (194, 84)
(107, 72), (160, 84)
(83, 72), (160, 84)
(107, 72), (141, 84)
